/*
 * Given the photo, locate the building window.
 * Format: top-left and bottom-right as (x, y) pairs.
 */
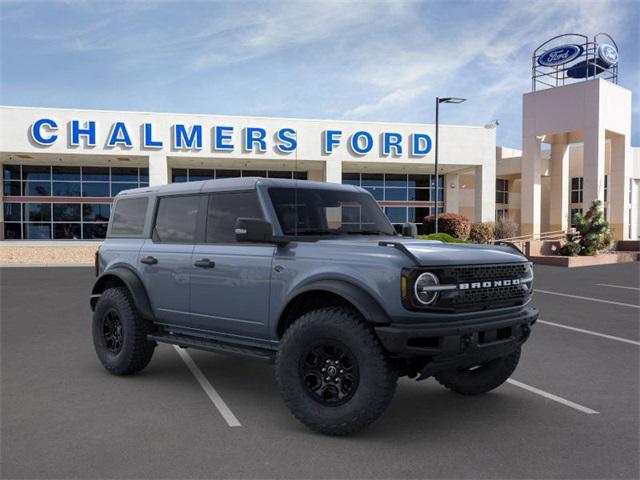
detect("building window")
(342, 173), (444, 230)
(496, 178), (508, 204)
(496, 208), (509, 220)
(604, 175), (608, 203)
(2, 164), (146, 240)
(570, 177), (583, 203)
(171, 168), (307, 183)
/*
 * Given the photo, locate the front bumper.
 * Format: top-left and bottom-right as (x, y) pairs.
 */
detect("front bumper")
(375, 307), (538, 377)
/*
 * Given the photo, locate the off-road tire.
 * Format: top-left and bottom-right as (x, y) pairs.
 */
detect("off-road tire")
(434, 347), (521, 395)
(92, 287), (156, 375)
(276, 307), (398, 436)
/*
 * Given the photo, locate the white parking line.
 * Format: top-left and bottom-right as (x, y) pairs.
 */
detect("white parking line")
(596, 283), (640, 291)
(173, 345), (242, 427)
(535, 289), (640, 309)
(506, 379), (599, 415)
(538, 320), (640, 346)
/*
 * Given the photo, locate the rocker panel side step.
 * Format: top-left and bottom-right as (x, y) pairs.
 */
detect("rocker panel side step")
(148, 333), (276, 363)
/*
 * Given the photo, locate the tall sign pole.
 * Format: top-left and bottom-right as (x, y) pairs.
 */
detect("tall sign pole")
(434, 97), (440, 234)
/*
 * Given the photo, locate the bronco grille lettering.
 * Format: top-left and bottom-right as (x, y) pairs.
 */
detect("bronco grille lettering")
(458, 278), (520, 290)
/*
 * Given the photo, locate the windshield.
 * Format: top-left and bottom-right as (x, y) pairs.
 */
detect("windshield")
(268, 187), (396, 236)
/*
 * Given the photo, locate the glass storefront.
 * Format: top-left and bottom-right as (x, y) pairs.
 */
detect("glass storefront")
(172, 168), (308, 183)
(2, 164), (148, 239)
(342, 173), (445, 231)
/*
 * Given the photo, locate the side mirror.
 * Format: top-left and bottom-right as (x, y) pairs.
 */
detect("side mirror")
(235, 217), (274, 243)
(402, 222), (418, 238)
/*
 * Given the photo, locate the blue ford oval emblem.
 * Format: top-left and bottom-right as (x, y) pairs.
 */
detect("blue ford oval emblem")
(538, 44), (583, 67)
(598, 44), (618, 66)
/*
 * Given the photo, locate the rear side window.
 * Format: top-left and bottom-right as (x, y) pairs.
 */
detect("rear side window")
(206, 192), (263, 243)
(110, 197), (148, 237)
(153, 195), (200, 243)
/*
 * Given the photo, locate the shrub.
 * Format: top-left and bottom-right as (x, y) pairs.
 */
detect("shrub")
(560, 199), (613, 256)
(422, 212), (471, 240)
(417, 233), (468, 243)
(469, 222), (495, 244)
(495, 217), (519, 239)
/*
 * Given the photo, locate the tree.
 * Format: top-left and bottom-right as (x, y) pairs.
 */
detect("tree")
(560, 199), (613, 256)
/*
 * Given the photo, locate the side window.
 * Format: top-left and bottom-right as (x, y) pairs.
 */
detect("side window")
(153, 195), (200, 243)
(206, 192), (263, 243)
(110, 197), (148, 237)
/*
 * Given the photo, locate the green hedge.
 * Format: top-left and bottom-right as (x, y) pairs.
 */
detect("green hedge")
(417, 233), (468, 243)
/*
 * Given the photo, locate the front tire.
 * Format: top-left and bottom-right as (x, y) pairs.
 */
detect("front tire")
(276, 307), (397, 436)
(434, 348), (521, 395)
(92, 287), (156, 375)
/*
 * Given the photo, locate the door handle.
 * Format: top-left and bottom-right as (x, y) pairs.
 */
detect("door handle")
(140, 256), (158, 265)
(194, 258), (215, 269)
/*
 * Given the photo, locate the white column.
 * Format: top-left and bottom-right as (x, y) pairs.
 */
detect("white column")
(445, 173), (459, 213)
(582, 126), (605, 211)
(609, 134), (631, 240)
(324, 159), (342, 184)
(474, 163), (495, 223)
(148, 153), (169, 186)
(549, 135), (570, 232)
(521, 135), (543, 236)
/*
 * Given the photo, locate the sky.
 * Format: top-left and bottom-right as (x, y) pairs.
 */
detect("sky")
(1, 0), (638, 148)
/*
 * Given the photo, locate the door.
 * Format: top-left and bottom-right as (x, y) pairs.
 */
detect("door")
(138, 194), (201, 325)
(189, 190), (275, 340)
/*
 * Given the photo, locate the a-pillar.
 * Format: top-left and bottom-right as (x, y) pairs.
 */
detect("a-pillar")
(474, 164), (495, 222)
(549, 134), (570, 232)
(609, 133), (631, 240)
(324, 158), (342, 184)
(521, 135), (543, 236)
(148, 153), (169, 186)
(582, 126), (605, 211)
(445, 173), (459, 214)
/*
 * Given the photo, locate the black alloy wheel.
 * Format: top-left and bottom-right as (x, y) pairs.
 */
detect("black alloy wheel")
(103, 309), (124, 354)
(300, 341), (359, 406)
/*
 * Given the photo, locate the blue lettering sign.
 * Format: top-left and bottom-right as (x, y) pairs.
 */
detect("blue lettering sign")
(411, 133), (432, 156)
(383, 132), (403, 156)
(244, 127), (267, 152)
(275, 128), (297, 153)
(214, 126), (234, 151)
(30, 118), (58, 145)
(323, 130), (342, 154)
(173, 124), (202, 150)
(143, 123), (163, 148)
(107, 122), (132, 148)
(350, 131), (373, 155)
(71, 120), (96, 147)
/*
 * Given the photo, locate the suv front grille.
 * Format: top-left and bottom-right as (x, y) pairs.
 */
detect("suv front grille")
(424, 263), (531, 312)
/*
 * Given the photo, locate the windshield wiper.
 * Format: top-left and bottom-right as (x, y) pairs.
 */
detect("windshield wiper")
(344, 230), (387, 235)
(293, 229), (341, 235)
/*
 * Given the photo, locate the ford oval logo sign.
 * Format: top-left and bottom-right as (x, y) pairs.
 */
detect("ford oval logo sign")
(538, 44), (583, 67)
(598, 44), (618, 66)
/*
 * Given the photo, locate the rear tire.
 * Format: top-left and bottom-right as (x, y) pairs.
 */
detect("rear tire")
(434, 348), (521, 395)
(92, 287), (156, 375)
(276, 307), (397, 436)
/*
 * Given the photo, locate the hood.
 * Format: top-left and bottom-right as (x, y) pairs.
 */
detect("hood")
(313, 237), (526, 266)
(396, 239), (526, 266)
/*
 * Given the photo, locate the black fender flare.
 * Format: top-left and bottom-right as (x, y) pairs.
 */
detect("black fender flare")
(90, 266), (154, 320)
(279, 279), (391, 328)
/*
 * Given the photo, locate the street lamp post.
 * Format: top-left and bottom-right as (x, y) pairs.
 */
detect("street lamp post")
(434, 96), (466, 233)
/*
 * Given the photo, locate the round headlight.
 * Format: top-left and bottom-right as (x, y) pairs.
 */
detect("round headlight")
(414, 272), (440, 305)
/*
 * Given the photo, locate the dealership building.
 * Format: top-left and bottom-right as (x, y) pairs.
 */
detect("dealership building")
(0, 35), (638, 243)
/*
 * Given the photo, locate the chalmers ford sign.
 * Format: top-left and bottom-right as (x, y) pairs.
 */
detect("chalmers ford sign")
(29, 118), (433, 157)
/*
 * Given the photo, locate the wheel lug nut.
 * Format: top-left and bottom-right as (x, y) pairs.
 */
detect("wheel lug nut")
(326, 377), (330, 381)
(322, 368), (326, 372)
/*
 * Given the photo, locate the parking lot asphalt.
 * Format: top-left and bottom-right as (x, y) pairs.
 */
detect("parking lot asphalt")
(1, 263), (639, 479)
